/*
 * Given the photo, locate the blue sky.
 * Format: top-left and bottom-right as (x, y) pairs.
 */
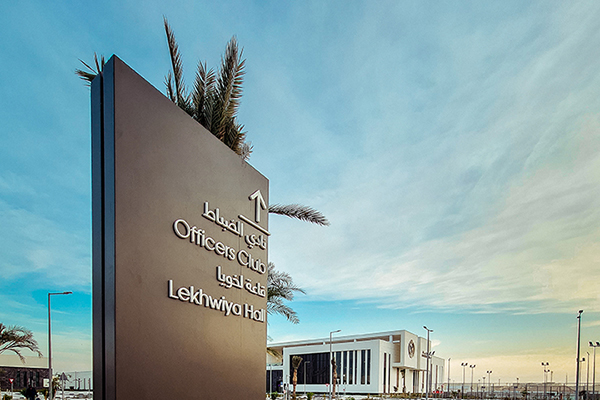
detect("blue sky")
(1, 0), (600, 384)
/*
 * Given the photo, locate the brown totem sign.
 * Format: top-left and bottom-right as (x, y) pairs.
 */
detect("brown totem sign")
(92, 56), (268, 400)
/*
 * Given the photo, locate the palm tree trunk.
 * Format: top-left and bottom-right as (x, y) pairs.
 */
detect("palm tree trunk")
(293, 369), (298, 399)
(332, 360), (338, 399)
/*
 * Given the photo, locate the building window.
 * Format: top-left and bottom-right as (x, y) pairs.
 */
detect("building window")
(383, 352), (387, 393)
(288, 352), (330, 384)
(367, 349), (371, 385)
(361, 350), (366, 384)
(355, 351), (358, 384)
(348, 350), (354, 385)
(343, 351), (347, 384)
(388, 354), (392, 393)
(335, 351), (341, 384)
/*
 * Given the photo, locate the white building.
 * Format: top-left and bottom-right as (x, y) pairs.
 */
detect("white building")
(267, 330), (445, 395)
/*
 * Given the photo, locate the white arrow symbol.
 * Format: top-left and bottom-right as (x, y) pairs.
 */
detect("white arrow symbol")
(249, 189), (267, 223)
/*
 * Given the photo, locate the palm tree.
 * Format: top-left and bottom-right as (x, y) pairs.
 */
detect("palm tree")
(0, 323), (42, 362)
(76, 20), (330, 328)
(267, 263), (305, 324)
(76, 20), (330, 227)
(161, 19), (330, 226)
(291, 355), (303, 400)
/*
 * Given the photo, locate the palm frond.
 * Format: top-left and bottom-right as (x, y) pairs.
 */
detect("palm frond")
(75, 53), (105, 86)
(292, 355), (303, 370)
(163, 17), (191, 114)
(0, 323), (42, 362)
(165, 71), (176, 102)
(239, 141), (253, 162)
(215, 36), (245, 141)
(267, 347), (281, 358)
(192, 61), (216, 129)
(267, 300), (300, 324)
(269, 204), (330, 226)
(267, 263), (305, 324)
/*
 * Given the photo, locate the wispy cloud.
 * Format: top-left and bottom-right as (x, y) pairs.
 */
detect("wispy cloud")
(268, 1), (600, 315)
(0, 199), (90, 290)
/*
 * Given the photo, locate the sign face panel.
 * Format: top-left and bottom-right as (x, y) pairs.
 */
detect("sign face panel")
(92, 56), (268, 400)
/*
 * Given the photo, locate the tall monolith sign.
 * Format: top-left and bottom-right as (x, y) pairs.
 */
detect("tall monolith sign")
(92, 56), (268, 399)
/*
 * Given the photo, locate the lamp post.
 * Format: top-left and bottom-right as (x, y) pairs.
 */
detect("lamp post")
(48, 291), (72, 400)
(576, 310), (584, 400)
(304, 360), (311, 396)
(462, 363), (468, 399)
(329, 329), (340, 400)
(587, 352), (590, 397)
(424, 326), (434, 400)
(542, 362), (549, 400)
(590, 342), (600, 400)
(470, 365), (476, 397)
(483, 377), (486, 399)
(579, 357), (587, 399)
(448, 358), (451, 398)
(487, 371), (493, 399)
(269, 363), (272, 394)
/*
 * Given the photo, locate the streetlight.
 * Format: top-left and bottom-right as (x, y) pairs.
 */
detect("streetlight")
(483, 376), (486, 399)
(329, 329), (341, 400)
(304, 360), (311, 396)
(48, 291), (72, 400)
(487, 371), (493, 399)
(268, 363), (273, 394)
(424, 326), (434, 400)
(462, 363), (468, 399)
(470, 365), (476, 397)
(542, 362), (549, 400)
(576, 310), (584, 400)
(448, 358), (451, 398)
(590, 342), (600, 400)
(587, 352), (590, 397)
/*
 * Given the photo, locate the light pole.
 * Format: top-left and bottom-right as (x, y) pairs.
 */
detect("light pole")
(304, 360), (311, 396)
(329, 329), (340, 400)
(462, 363), (468, 399)
(48, 291), (72, 400)
(579, 357), (587, 399)
(269, 363), (273, 394)
(487, 371), (493, 399)
(448, 358), (451, 398)
(587, 352), (590, 397)
(576, 310), (584, 400)
(542, 362), (549, 400)
(470, 365), (476, 397)
(590, 342), (600, 400)
(483, 377), (486, 399)
(424, 326), (434, 400)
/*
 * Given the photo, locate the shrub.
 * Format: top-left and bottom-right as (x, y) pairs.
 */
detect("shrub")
(307, 393), (314, 400)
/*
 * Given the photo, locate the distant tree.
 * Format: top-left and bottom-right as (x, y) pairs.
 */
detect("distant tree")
(0, 323), (42, 362)
(291, 355), (303, 400)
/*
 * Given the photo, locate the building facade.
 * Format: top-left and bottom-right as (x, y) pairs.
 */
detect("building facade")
(0, 354), (49, 392)
(267, 330), (445, 395)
